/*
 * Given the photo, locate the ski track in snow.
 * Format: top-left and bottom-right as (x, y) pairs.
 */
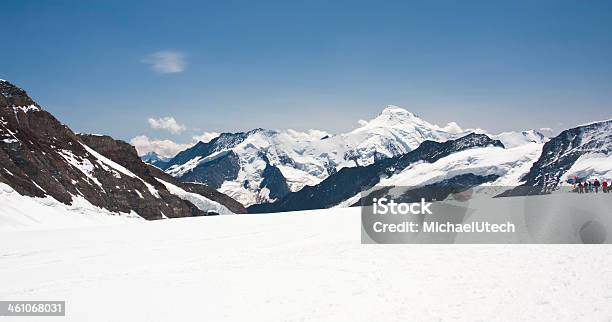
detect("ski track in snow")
(1, 207), (611, 321)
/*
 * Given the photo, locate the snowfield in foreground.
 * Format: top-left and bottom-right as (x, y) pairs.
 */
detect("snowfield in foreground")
(1, 204), (612, 321)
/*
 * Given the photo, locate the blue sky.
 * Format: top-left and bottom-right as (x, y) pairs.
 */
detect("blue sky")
(2, 0), (612, 156)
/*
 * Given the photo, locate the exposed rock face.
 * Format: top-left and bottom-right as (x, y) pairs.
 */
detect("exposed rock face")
(0, 80), (242, 219)
(249, 133), (504, 213)
(178, 151), (241, 188)
(259, 163), (290, 200)
(500, 120), (612, 196)
(1, 81), (95, 205)
(162, 131), (256, 170)
(78, 134), (159, 186)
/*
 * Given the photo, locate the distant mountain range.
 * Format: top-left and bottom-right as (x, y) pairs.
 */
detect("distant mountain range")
(1, 79), (610, 222)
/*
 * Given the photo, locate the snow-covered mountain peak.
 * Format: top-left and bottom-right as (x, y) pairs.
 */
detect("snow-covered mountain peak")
(381, 104), (418, 117)
(356, 105), (426, 130)
(354, 105), (464, 137)
(347, 105), (468, 157)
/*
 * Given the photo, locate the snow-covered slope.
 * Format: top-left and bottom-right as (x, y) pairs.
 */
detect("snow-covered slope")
(491, 130), (548, 148)
(0, 183), (141, 231)
(156, 178), (233, 215)
(381, 142), (543, 187)
(338, 105), (466, 163)
(1, 201), (612, 321)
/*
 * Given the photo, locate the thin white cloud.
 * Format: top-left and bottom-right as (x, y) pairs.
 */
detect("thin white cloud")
(148, 116), (186, 134)
(132, 130), (221, 158)
(284, 129), (330, 141)
(539, 127), (555, 136)
(130, 135), (191, 158)
(442, 122), (463, 134)
(142, 51), (186, 74)
(192, 132), (220, 143)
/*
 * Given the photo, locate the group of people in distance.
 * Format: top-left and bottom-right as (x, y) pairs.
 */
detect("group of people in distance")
(572, 178), (610, 194)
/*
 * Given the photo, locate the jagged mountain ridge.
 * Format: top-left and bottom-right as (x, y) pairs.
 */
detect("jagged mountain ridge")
(154, 106), (476, 206)
(0, 80), (244, 220)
